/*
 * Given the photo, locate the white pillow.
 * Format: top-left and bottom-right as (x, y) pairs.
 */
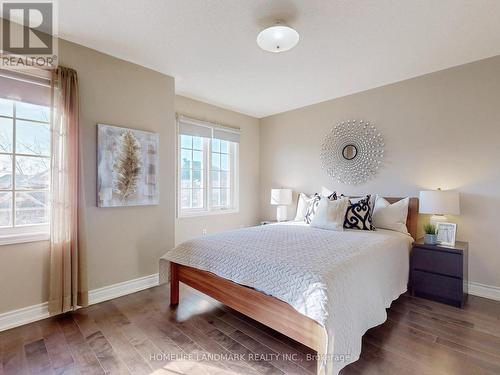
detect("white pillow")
(310, 197), (350, 231)
(372, 196), (409, 234)
(294, 193), (314, 221)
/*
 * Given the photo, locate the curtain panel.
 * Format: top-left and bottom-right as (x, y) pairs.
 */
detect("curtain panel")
(48, 66), (88, 314)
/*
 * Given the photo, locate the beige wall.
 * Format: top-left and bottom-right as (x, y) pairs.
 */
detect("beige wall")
(175, 95), (260, 244)
(260, 55), (500, 289)
(0, 39), (176, 313)
(0, 241), (50, 311)
(61, 40), (176, 290)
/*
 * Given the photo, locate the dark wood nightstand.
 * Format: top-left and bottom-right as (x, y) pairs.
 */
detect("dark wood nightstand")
(410, 238), (468, 307)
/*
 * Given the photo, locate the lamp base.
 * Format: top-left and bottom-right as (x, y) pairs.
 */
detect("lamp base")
(430, 214), (448, 227)
(276, 206), (288, 222)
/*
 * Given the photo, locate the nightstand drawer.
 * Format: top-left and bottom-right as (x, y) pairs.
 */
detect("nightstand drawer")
(412, 270), (463, 303)
(412, 248), (462, 277)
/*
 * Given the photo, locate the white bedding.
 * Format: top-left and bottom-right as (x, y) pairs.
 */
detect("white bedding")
(159, 222), (412, 374)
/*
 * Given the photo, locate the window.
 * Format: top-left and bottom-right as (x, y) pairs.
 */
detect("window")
(0, 71), (51, 243)
(179, 134), (205, 210)
(210, 138), (232, 208)
(178, 116), (239, 217)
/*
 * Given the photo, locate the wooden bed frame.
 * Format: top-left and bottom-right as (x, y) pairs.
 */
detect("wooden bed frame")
(170, 197), (418, 365)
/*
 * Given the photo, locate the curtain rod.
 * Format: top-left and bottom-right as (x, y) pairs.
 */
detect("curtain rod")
(176, 114), (241, 134)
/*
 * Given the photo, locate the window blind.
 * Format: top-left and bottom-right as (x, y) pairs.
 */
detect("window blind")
(0, 69), (51, 107)
(213, 127), (240, 143)
(178, 115), (240, 143)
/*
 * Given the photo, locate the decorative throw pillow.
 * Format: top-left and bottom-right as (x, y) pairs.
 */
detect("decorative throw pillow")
(343, 195), (374, 230)
(347, 194), (376, 212)
(294, 193), (313, 221)
(304, 194), (321, 224)
(310, 196), (350, 231)
(372, 196), (409, 234)
(327, 191), (338, 200)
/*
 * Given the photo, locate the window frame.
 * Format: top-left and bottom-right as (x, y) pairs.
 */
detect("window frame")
(0, 95), (51, 245)
(177, 127), (239, 219)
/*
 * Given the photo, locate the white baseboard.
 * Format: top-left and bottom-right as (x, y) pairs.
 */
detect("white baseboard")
(88, 273), (159, 305)
(2, 275), (499, 332)
(468, 281), (500, 301)
(0, 273), (160, 332)
(0, 302), (50, 332)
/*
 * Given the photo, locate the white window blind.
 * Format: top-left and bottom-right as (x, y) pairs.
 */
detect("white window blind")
(178, 115), (240, 143)
(0, 69), (51, 107)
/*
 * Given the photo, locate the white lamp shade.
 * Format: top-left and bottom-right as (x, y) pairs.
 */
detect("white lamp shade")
(270, 189), (292, 206)
(419, 190), (460, 215)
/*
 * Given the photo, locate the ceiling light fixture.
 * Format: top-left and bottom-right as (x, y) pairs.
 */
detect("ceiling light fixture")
(257, 21), (300, 53)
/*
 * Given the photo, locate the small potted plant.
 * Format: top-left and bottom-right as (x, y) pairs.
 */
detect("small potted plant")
(423, 223), (438, 245)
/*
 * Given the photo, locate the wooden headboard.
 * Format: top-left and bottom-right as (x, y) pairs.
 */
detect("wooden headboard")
(383, 197), (419, 240)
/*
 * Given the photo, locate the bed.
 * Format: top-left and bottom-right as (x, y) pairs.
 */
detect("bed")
(160, 197), (418, 374)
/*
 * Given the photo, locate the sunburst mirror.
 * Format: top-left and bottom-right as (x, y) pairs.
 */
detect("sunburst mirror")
(320, 120), (384, 185)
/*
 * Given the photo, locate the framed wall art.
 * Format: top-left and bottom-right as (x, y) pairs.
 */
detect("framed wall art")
(97, 124), (159, 207)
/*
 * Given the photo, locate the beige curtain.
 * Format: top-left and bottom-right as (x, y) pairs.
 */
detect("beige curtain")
(48, 67), (88, 314)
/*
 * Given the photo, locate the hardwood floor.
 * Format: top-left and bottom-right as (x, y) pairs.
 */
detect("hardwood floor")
(1, 285), (500, 375)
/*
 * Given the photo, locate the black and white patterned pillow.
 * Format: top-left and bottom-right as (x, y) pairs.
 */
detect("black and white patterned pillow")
(343, 195), (374, 230)
(327, 192), (338, 200)
(304, 194), (321, 224)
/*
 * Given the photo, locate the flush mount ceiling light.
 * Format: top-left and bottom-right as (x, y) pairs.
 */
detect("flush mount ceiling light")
(257, 21), (300, 53)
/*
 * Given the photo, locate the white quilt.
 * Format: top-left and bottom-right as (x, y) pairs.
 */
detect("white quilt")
(159, 222), (412, 374)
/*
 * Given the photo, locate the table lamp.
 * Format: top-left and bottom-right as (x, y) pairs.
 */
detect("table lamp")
(270, 188), (292, 222)
(419, 189), (460, 226)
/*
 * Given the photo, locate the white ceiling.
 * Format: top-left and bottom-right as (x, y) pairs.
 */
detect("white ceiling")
(58, 0), (500, 118)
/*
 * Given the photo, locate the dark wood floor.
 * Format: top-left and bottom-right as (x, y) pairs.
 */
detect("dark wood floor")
(1, 285), (500, 375)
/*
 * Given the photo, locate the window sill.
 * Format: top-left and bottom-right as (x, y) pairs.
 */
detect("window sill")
(178, 208), (239, 219)
(0, 232), (50, 246)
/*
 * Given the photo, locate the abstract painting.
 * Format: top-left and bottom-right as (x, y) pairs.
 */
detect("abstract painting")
(97, 124), (159, 207)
